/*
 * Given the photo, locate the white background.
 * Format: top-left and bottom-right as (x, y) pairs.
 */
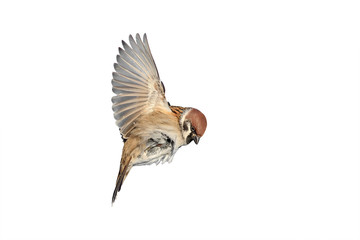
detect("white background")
(0, 1), (359, 239)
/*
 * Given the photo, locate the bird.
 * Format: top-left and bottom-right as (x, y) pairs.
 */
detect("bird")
(111, 33), (207, 204)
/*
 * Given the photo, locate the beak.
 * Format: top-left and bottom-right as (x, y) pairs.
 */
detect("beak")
(193, 135), (200, 144)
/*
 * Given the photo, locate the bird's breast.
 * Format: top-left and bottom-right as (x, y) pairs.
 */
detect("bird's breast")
(134, 132), (177, 166)
(129, 110), (184, 166)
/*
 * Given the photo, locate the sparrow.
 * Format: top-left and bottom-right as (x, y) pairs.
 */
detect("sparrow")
(111, 33), (207, 204)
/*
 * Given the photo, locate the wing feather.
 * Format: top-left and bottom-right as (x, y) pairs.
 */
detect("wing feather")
(143, 34), (160, 78)
(115, 56), (147, 83)
(129, 35), (156, 76)
(111, 33), (170, 138)
(112, 71), (148, 88)
(118, 47), (151, 81)
(117, 112), (142, 134)
(122, 41), (151, 78)
(112, 79), (147, 90)
(136, 34), (159, 77)
(112, 99), (147, 113)
(114, 103), (145, 120)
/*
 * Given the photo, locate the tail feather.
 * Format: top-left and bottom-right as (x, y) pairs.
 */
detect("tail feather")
(112, 137), (137, 205)
(112, 171), (126, 204)
(112, 160), (132, 204)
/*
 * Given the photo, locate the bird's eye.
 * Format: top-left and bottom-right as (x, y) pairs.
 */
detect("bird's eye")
(191, 127), (195, 132)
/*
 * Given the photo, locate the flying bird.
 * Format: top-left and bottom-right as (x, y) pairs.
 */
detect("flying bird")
(111, 34), (207, 203)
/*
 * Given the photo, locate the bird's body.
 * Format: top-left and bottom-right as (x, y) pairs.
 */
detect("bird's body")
(111, 34), (207, 203)
(124, 107), (184, 166)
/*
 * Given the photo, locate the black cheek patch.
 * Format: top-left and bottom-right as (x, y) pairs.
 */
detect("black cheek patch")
(183, 123), (188, 131)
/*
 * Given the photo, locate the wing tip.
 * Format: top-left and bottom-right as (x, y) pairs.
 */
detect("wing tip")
(121, 40), (129, 49)
(124, 33), (148, 46)
(112, 71), (118, 78)
(129, 34), (135, 44)
(111, 95), (117, 103)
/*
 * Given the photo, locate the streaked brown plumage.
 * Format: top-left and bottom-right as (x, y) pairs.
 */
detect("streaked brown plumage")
(111, 34), (207, 204)
(170, 106), (185, 118)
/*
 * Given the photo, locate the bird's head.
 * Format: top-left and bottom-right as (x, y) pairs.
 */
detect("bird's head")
(181, 108), (207, 145)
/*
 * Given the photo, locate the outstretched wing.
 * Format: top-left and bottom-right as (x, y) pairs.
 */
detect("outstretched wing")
(111, 33), (170, 138)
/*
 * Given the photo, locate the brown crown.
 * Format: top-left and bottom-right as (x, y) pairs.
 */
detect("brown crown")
(186, 108), (207, 137)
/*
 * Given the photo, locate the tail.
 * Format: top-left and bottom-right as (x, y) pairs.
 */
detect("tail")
(112, 160), (132, 204)
(112, 137), (138, 205)
(112, 171), (125, 204)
